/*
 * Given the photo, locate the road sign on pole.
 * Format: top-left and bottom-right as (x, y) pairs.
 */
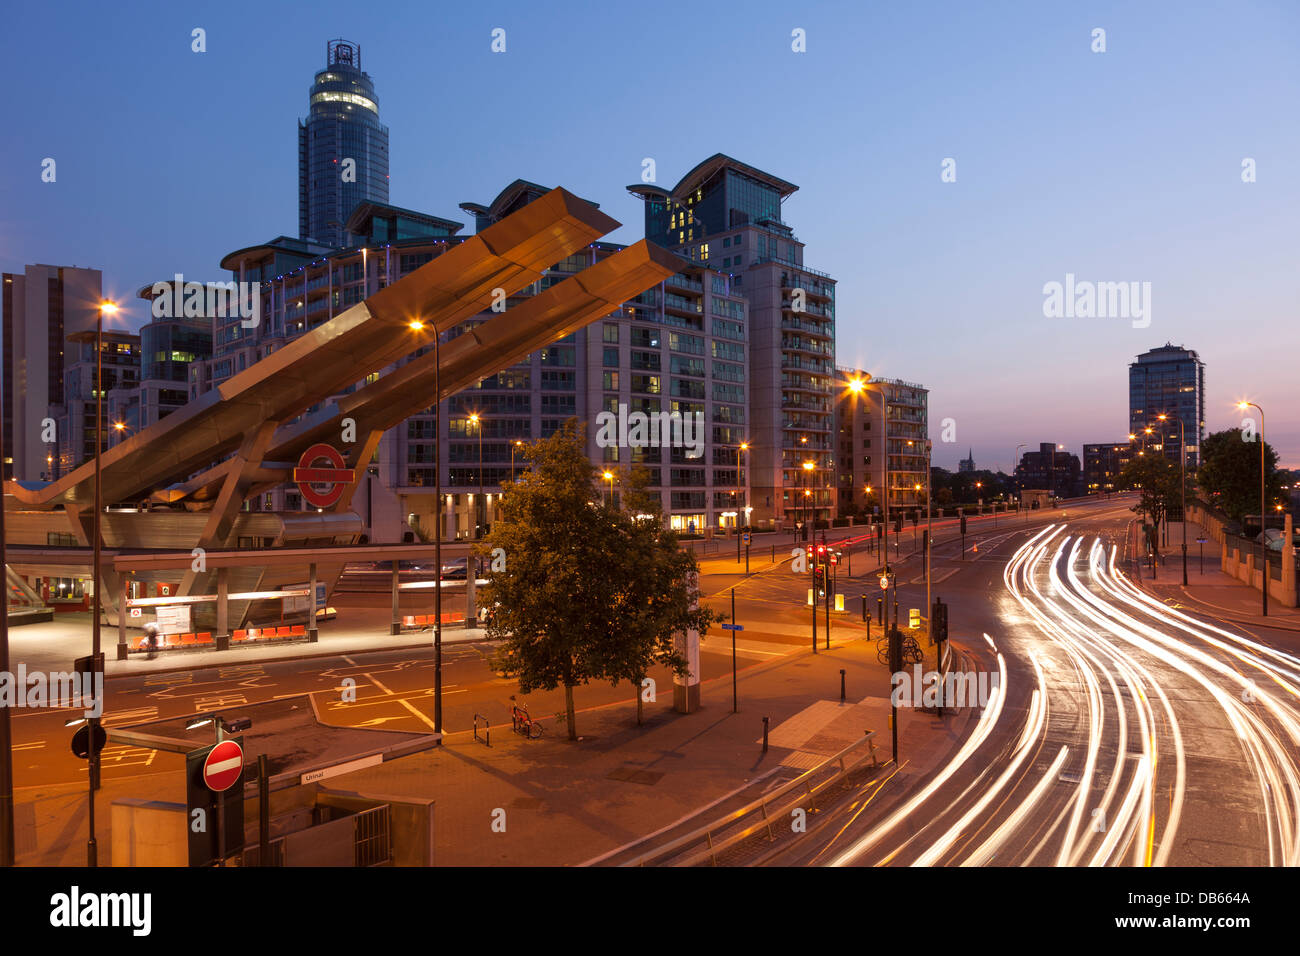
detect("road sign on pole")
(186, 737), (245, 867)
(203, 739), (244, 792)
(70, 724), (107, 759)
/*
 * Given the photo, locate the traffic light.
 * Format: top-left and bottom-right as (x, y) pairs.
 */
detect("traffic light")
(911, 510), (918, 527)
(932, 598), (949, 644)
(815, 544), (827, 565)
(960, 514), (968, 535)
(894, 514), (903, 534)
(805, 544), (815, 566)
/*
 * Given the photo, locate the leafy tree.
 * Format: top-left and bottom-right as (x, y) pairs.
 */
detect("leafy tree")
(596, 466), (715, 725)
(1117, 453), (1181, 554)
(1197, 428), (1283, 527)
(482, 422), (713, 738)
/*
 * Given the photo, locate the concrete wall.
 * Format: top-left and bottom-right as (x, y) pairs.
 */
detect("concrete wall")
(111, 799), (188, 866)
(1189, 503), (1296, 608)
(318, 788), (435, 866)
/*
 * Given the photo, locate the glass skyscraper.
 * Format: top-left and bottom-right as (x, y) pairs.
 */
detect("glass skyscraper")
(1128, 343), (1206, 468)
(298, 39), (389, 249)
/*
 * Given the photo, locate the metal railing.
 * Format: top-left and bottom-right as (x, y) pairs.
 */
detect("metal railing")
(354, 804), (392, 867)
(617, 731), (880, 867)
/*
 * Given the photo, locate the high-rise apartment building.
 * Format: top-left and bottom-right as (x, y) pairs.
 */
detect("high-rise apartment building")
(211, 180), (748, 538)
(1128, 343), (1205, 469)
(835, 370), (929, 518)
(1016, 442), (1082, 499)
(630, 154), (836, 528)
(299, 39), (389, 249)
(2, 264), (103, 480)
(57, 330), (141, 477)
(1082, 442), (1131, 494)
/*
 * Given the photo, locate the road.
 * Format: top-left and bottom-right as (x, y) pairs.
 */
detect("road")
(7, 502), (1074, 798)
(759, 496), (1300, 867)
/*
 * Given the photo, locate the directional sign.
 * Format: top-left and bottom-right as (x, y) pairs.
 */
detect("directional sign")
(721, 623), (744, 631)
(70, 723), (107, 759)
(742, 533), (751, 545)
(202, 739), (245, 792)
(293, 442), (355, 509)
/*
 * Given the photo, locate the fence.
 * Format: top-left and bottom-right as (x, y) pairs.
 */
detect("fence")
(616, 731), (880, 867)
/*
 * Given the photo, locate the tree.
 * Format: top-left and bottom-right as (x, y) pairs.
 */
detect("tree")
(595, 467), (715, 725)
(482, 422), (712, 738)
(1197, 428), (1284, 527)
(1117, 453), (1180, 554)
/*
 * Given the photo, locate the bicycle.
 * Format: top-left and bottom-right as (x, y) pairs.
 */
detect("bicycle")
(509, 696), (544, 739)
(877, 633), (924, 666)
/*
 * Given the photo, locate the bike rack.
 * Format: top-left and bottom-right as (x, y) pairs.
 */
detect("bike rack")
(473, 713), (491, 747)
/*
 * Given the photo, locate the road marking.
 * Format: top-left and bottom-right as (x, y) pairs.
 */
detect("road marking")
(363, 672), (441, 733)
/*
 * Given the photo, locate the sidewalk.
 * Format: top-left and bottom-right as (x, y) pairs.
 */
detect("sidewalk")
(1133, 521), (1300, 634)
(306, 628), (972, 866)
(8, 606), (489, 678)
(20, 626), (979, 866)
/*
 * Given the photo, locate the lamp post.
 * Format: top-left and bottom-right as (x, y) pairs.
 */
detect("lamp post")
(1238, 401), (1268, 615)
(0, 332), (10, 865)
(801, 459), (814, 543)
(735, 442), (749, 562)
(469, 413), (483, 539)
(510, 440), (523, 482)
(924, 440), (932, 637)
(89, 299), (116, 865)
(1157, 414), (1188, 586)
(602, 470), (614, 508)
(410, 319), (443, 735)
(1014, 443), (1027, 524)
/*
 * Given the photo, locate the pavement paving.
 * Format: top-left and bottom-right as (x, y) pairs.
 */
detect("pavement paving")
(1133, 520), (1300, 634)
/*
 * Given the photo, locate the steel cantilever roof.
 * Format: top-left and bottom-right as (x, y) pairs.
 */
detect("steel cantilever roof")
(7, 188), (618, 510)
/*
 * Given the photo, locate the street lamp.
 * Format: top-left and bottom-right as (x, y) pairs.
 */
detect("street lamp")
(602, 470), (614, 508)
(510, 439), (523, 482)
(1238, 400), (1268, 615)
(1157, 414), (1188, 585)
(802, 460), (815, 540)
(1014, 443), (1027, 523)
(737, 442), (749, 527)
(410, 318), (443, 734)
(469, 413), (483, 539)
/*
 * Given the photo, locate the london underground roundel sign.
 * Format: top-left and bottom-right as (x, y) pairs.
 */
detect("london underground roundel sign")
(293, 443), (355, 509)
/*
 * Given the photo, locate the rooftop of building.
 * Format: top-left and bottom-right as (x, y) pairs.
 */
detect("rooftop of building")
(626, 153), (798, 203)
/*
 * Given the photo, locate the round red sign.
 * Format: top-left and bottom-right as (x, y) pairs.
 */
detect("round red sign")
(293, 443), (355, 509)
(203, 739), (244, 793)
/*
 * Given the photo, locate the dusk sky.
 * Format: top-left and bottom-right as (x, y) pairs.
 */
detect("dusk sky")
(2, 0), (1296, 468)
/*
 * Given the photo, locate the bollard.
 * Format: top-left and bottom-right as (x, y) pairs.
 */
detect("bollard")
(840, 669), (846, 702)
(762, 716), (769, 753)
(862, 593), (867, 622)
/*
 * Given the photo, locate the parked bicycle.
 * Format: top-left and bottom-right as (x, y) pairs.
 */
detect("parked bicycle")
(509, 695), (544, 739)
(877, 633), (924, 666)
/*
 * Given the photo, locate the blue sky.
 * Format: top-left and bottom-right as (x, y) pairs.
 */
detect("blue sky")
(2, 0), (1297, 468)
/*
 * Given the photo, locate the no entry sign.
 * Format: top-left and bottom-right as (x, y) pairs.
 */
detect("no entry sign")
(203, 739), (244, 792)
(293, 442), (355, 508)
